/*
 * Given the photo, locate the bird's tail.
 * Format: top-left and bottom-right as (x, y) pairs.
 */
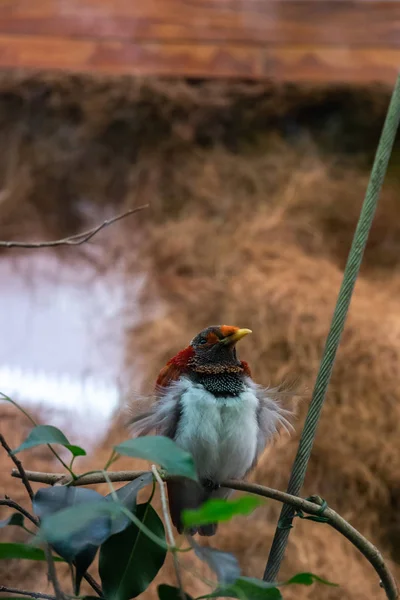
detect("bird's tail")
(167, 480), (232, 537)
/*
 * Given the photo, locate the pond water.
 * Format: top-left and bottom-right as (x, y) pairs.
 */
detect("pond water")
(0, 249), (139, 447)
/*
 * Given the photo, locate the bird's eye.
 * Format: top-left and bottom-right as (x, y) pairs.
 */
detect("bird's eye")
(199, 338), (208, 345)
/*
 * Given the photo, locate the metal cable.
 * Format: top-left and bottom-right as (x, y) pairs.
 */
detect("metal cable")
(264, 74), (400, 583)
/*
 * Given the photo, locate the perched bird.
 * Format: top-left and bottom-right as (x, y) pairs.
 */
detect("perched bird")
(129, 325), (291, 536)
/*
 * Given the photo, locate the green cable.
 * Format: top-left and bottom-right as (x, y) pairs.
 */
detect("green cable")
(263, 74), (400, 584)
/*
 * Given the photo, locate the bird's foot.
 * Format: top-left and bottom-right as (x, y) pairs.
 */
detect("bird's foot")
(201, 478), (220, 491)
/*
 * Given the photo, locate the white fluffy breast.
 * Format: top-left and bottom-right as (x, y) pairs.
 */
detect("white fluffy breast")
(171, 377), (260, 481)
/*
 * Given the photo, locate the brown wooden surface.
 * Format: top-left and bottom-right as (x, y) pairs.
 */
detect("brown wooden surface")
(0, 0), (399, 82)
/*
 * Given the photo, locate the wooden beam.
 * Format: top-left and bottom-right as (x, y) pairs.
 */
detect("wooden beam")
(0, 34), (398, 83)
(0, 1), (399, 48)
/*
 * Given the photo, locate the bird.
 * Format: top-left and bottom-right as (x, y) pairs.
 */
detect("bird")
(129, 325), (292, 536)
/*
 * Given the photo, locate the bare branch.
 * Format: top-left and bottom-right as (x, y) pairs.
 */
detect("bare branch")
(12, 468), (398, 600)
(0, 586), (56, 600)
(11, 469), (147, 486)
(0, 205), (148, 249)
(1, 433), (34, 500)
(0, 497), (39, 526)
(152, 465), (185, 600)
(80, 571), (103, 598)
(45, 546), (64, 600)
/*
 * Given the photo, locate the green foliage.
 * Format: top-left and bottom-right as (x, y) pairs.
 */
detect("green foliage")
(183, 496), (263, 528)
(158, 585), (193, 600)
(105, 473), (154, 535)
(198, 577), (282, 600)
(99, 503), (166, 600)
(34, 498), (118, 549)
(12, 424), (86, 457)
(115, 436), (198, 481)
(0, 513), (25, 529)
(0, 406), (337, 600)
(33, 486), (117, 594)
(191, 541), (240, 584)
(0, 542), (64, 561)
(282, 572), (338, 587)
(197, 574), (337, 600)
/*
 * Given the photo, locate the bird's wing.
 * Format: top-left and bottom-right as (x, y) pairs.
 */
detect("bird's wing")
(240, 360), (252, 377)
(128, 361), (187, 439)
(246, 381), (294, 474)
(155, 361), (184, 389)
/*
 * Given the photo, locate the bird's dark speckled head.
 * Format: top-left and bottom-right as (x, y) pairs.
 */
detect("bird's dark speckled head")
(188, 325), (252, 395)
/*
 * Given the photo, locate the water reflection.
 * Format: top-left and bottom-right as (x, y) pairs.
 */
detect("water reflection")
(0, 250), (129, 447)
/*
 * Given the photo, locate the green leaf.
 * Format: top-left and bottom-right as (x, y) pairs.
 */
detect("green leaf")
(115, 436), (197, 481)
(183, 496), (263, 528)
(66, 444), (87, 457)
(0, 513), (25, 529)
(192, 541), (240, 585)
(0, 542), (64, 562)
(199, 577), (282, 600)
(33, 486), (118, 593)
(12, 425), (86, 457)
(99, 502), (166, 600)
(282, 572), (338, 587)
(158, 585), (193, 600)
(106, 472), (154, 535)
(33, 487), (114, 555)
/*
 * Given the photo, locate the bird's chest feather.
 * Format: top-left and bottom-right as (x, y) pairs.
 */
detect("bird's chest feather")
(172, 378), (259, 481)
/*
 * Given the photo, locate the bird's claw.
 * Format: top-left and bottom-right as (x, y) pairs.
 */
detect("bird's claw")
(201, 478), (220, 491)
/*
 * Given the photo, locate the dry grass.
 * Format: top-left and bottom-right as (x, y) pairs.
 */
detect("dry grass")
(1, 73), (400, 600)
(124, 143), (400, 598)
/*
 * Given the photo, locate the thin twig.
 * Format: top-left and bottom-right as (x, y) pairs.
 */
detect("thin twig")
(48, 533), (103, 598)
(152, 465), (186, 600)
(12, 468), (398, 600)
(0, 586), (56, 600)
(0, 498), (39, 526)
(80, 571), (103, 597)
(152, 466), (176, 547)
(0, 205), (148, 248)
(11, 469), (148, 485)
(1, 393), (80, 479)
(0, 431), (102, 600)
(0, 432), (34, 500)
(45, 546), (64, 600)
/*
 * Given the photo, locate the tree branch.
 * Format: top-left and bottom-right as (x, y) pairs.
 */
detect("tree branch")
(0, 586), (56, 600)
(12, 468), (398, 600)
(80, 571), (103, 598)
(45, 546), (64, 600)
(0, 205), (148, 249)
(152, 465), (185, 600)
(11, 469), (147, 485)
(0, 497), (39, 526)
(1, 433), (34, 500)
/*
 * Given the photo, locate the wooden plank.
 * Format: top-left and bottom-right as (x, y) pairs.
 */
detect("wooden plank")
(0, 35), (265, 78)
(0, 34), (399, 83)
(0, 1), (400, 48)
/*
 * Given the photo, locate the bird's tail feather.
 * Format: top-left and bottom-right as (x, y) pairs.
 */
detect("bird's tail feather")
(167, 479), (204, 535)
(167, 481), (232, 537)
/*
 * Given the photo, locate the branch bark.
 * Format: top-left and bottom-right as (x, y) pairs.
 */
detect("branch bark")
(1, 433), (34, 500)
(0, 586), (56, 600)
(0, 205), (148, 248)
(152, 465), (185, 600)
(11, 468), (398, 600)
(0, 498), (39, 526)
(45, 546), (64, 600)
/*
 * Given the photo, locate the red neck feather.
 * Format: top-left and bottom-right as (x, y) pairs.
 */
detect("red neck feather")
(168, 345), (195, 368)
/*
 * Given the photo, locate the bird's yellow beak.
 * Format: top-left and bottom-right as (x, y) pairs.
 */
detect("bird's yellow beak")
(220, 328), (252, 345)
